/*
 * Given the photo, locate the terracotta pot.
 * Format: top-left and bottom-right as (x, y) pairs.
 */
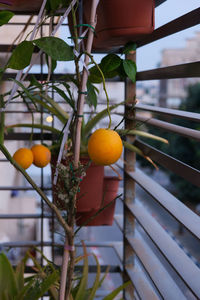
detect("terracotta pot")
(82, 0), (154, 51)
(76, 176), (120, 226)
(51, 156), (104, 212)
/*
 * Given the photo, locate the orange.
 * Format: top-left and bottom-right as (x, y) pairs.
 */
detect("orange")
(13, 148), (34, 169)
(88, 128), (123, 165)
(31, 144), (51, 168)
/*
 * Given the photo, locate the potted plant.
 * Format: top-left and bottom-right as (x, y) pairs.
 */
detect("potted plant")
(0, 245), (130, 299)
(0, 1), (168, 298)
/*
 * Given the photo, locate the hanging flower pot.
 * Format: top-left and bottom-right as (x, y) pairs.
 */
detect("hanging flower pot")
(76, 176), (121, 226)
(51, 156), (104, 212)
(82, 0), (155, 51)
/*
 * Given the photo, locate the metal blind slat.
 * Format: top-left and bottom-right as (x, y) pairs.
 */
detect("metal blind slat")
(137, 8), (200, 47)
(135, 139), (200, 188)
(126, 268), (160, 300)
(127, 168), (200, 239)
(135, 114), (200, 141)
(136, 62), (200, 81)
(127, 235), (187, 300)
(128, 202), (200, 298)
(135, 103), (200, 122)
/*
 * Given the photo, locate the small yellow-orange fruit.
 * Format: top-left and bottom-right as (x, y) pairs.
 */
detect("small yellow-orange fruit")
(13, 148), (34, 169)
(31, 144), (51, 168)
(88, 128), (123, 165)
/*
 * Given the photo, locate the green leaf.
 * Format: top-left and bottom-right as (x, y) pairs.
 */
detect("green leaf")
(7, 123), (61, 135)
(8, 41), (34, 70)
(123, 141), (144, 156)
(0, 10), (14, 26)
(98, 266), (110, 289)
(16, 278), (36, 300)
(29, 75), (43, 89)
(52, 85), (75, 109)
(12, 79), (68, 124)
(45, 54), (57, 73)
(88, 65), (102, 84)
(75, 242), (88, 300)
(42, 93), (69, 121)
(88, 254), (101, 300)
(45, 0), (66, 13)
(122, 59), (137, 83)
(33, 37), (74, 61)
(24, 271), (59, 300)
(49, 0), (62, 10)
(117, 129), (168, 144)
(100, 54), (121, 73)
(102, 281), (130, 300)
(83, 101), (124, 138)
(15, 260), (25, 291)
(0, 253), (18, 298)
(122, 42), (137, 54)
(86, 80), (97, 109)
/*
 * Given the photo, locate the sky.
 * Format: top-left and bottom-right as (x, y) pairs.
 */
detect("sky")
(136, 0), (200, 71)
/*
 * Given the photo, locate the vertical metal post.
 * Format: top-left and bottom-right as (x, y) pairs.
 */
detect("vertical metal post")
(123, 51), (136, 299)
(40, 24), (44, 275)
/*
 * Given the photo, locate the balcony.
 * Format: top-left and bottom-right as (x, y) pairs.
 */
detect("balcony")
(0, 1), (200, 299)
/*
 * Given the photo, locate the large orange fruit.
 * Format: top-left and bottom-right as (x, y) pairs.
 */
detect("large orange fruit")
(31, 144), (51, 168)
(88, 128), (123, 165)
(13, 148), (33, 169)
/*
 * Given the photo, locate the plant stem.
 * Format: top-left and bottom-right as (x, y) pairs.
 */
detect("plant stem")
(59, 238), (70, 300)
(87, 53), (112, 129)
(0, 96), (5, 144)
(62, 1), (99, 299)
(73, 0), (98, 167)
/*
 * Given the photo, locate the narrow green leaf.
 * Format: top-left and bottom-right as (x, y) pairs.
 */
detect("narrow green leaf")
(83, 101), (124, 138)
(15, 277), (36, 300)
(102, 281), (130, 300)
(15, 260), (25, 291)
(8, 41), (34, 70)
(0, 290), (9, 300)
(117, 129), (168, 144)
(98, 266), (110, 289)
(123, 141), (144, 156)
(42, 93), (69, 121)
(123, 141), (158, 169)
(12, 79), (67, 124)
(33, 37), (74, 61)
(100, 54), (121, 73)
(88, 254), (101, 300)
(75, 242), (88, 300)
(122, 59), (137, 83)
(86, 80), (97, 109)
(0, 10), (14, 26)
(24, 271), (59, 300)
(29, 75), (43, 89)
(52, 85), (75, 109)
(0, 253), (18, 297)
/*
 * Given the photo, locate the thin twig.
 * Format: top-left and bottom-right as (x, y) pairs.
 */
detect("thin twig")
(63, 1), (99, 300)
